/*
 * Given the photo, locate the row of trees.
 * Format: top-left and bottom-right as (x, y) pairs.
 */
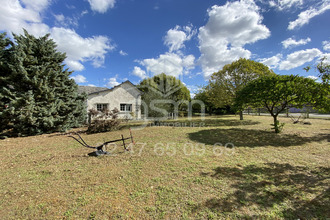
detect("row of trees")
(0, 30), (191, 136)
(0, 31), (86, 136)
(1, 30), (328, 135)
(194, 58), (330, 133)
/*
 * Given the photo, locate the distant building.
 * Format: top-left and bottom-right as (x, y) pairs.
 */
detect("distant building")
(78, 81), (142, 119)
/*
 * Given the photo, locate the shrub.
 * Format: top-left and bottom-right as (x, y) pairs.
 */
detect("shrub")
(87, 108), (121, 133)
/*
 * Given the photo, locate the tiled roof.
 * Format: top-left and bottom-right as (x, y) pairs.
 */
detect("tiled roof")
(78, 86), (108, 94)
(78, 80), (142, 95)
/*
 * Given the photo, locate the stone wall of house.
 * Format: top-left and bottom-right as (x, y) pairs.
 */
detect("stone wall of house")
(87, 83), (141, 119)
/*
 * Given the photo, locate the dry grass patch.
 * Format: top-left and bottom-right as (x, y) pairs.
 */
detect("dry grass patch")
(0, 115), (329, 219)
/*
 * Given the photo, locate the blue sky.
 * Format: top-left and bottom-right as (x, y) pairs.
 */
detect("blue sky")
(0, 0), (329, 96)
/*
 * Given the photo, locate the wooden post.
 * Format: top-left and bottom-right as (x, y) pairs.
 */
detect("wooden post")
(129, 128), (135, 145)
(121, 134), (126, 150)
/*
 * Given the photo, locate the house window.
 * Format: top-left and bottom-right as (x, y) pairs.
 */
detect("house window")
(96, 103), (108, 112)
(120, 104), (132, 112)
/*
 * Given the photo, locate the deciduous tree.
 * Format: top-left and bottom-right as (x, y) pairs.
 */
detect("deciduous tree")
(138, 73), (190, 118)
(235, 75), (324, 133)
(208, 58), (275, 120)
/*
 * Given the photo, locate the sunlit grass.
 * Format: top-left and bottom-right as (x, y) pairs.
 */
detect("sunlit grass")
(0, 115), (329, 219)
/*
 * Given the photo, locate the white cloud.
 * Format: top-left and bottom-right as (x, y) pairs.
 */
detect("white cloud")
(54, 13), (65, 23)
(134, 24), (196, 80)
(88, 0), (116, 13)
(0, 0), (50, 37)
(107, 77), (120, 87)
(198, 0), (270, 78)
(54, 13), (79, 28)
(81, 10), (88, 16)
(319, 53), (330, 66)
(139, 52), (195, 78)
(282, 37), (311, 49)
(132, 66), (147, 79)
(119, 50), (128, 56)
(269, 0), (303, 10)
(164, 25), (196, 52)
(288, 0), (330, 30)
(51, 27), (114, 71)
(186, 85), (199, 98)
(0, 1), (114, 72)
(53, 10), (87, 28)
(71, 74), (87, 83)
(21, 0), (50, 12)
(307, 75), (318, 80)
(88, 84), (96, 87)
(323, 40), (330, 51)
(259, 54), (282, 69)
(279, 48), (322, 70)
(182, 54), (195, 74)
(65, 60), (85, 71)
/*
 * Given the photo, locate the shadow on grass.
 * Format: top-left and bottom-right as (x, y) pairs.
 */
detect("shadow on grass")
(188, 128), (329, 147)
(197, 163), (330, 219)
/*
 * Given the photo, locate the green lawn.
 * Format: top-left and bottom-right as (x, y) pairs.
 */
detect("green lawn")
(0, 115), (329, 219)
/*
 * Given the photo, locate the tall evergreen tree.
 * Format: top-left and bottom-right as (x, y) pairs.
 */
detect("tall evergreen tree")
(0, 33), (14, 132)
(0, 30), (86, 136)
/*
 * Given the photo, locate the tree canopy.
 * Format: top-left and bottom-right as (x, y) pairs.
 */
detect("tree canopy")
(138, 73), (190, 118)
(0, 30), (86, 136)
(235, 74), (326, 133)
(207, 58), (275, 119)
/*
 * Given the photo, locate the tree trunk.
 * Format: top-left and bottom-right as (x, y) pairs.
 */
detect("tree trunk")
(239, 111), (243, 120)
(273, 115), (280, 133)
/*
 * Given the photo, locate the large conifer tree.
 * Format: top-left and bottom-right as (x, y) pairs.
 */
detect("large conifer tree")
(0, 30), (86, 136)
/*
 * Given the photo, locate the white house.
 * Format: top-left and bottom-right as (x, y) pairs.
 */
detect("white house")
(78, 81), (142, 119)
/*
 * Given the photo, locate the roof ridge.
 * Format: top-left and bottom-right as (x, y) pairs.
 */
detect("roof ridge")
(78, 80), (142, 95)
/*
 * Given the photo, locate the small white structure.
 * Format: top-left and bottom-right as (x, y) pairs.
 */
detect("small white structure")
(79, 81), (142, 119)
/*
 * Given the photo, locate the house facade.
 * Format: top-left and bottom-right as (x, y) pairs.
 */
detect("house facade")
(79, 81), (142, 119)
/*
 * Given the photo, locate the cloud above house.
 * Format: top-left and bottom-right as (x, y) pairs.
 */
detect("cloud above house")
(198, 0), (271, 78)
(132, 66), (147, 79)
(164, 25), (196, 53)
(136, 53), (195, 78)
(71, 74), (87, 83)
(51, 27), (114, 71)
(106, 77), (120, 87)
(132, 24), (196, 79)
